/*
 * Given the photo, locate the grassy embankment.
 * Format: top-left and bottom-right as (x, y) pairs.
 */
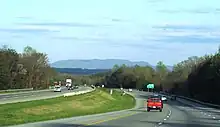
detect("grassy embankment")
(0, 88), (135, 126)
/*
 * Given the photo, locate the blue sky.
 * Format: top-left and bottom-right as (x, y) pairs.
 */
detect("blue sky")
(0, 0), (220, 65)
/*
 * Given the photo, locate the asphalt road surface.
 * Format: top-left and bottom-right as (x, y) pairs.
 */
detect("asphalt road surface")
(8, 90), (220, 127)
(0, 86), (91, 104)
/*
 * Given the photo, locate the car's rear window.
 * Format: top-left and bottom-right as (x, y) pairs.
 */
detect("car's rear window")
(149, 98), (161, 102)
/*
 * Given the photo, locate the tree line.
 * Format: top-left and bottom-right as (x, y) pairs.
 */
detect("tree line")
(90, 47), (220, 105)
(0, 46), (58, 90)
(0, 45), (108, 90)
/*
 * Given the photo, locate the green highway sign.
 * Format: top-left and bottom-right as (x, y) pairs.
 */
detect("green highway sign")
(147, 83), (154, 89)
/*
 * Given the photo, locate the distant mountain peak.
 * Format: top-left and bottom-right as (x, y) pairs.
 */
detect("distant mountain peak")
(51, 59), (151, 69)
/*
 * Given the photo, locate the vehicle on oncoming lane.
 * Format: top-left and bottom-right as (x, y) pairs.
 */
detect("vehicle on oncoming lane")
(128, 88), (132, 92)
(54, 85), (61, 92)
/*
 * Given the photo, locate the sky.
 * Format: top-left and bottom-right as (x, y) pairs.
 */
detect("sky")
(0, 0), (220, 65)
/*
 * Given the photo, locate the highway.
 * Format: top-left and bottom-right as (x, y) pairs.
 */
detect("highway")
(0, 86), (91, 104)
(8, 90), (220, 127)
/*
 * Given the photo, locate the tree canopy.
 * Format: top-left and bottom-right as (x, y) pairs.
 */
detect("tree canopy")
(0, 46), (57, 90)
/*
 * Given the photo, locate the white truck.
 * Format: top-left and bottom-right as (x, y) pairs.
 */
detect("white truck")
(66, 79), (73, 90)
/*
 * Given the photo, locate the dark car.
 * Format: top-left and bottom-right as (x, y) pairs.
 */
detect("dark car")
(170, 95), (176, 100)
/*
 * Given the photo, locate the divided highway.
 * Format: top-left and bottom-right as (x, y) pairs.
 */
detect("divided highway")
(9, 90), (220, 127)
(0, 86), (91, 104)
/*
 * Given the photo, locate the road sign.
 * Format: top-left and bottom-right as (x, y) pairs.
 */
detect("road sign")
(147, 84), (154, 89)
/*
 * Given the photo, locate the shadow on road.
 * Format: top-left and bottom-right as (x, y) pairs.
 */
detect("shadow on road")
(46, 122), (220, 127)
(129, 108), (161, 113)
(161, 99), (220, 127)
(165, 98), (220, 117)
(129, 107), (147, 113)
(139, 120), (220, 127)
(136, 94), (149, 99)
(43, 123), (119, 127)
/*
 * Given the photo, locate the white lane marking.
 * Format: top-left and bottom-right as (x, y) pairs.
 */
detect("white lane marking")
(168, 108), (172, 116)
(213, 117), (216, 119)
(164, 119), (167, 121)
(158, 122), (162, 125)
(167, 116), (169, 118)
(218, 120), (220, 122)
(208, 115), (211, 117)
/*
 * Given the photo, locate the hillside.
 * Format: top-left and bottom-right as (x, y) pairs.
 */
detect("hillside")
(51, 59), (170, 69)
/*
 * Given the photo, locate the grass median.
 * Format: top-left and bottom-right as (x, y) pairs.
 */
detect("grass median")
(0, 88), (135, 126)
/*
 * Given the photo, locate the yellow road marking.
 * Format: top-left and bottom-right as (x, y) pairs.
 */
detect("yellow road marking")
(85, 112), (137, 126)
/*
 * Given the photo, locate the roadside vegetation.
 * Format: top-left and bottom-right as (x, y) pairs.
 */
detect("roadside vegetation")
(0, 88), (135, 126)
(0, 45), (101, 90)
(0, 46), (57, 90)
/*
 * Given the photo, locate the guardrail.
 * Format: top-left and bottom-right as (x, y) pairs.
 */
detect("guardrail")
(63, 89), (95, 97)
(0, 88), (34, 92)
(157, 92), (220, 109)
(175, 95), (220, 109)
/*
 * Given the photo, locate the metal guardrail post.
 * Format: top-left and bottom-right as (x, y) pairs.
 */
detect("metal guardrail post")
(173, 94), (220, 109)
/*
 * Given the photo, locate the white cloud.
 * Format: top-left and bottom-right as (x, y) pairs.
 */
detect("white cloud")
(154, 30), (220, 38)
(18, 25), (61, 31)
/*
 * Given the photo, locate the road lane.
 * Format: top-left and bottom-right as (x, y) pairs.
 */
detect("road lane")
(0, 89), (50, 99)
(158, 98), (220, 127)
(91, 98), (220, 127)
(91, 105), (170, 127)
(83, 93), (220, 127)
(0, 86), (91, 104)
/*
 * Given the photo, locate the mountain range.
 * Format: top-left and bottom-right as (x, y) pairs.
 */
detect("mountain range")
(53, 68), (110, 75)
(51, 59), (173, 70)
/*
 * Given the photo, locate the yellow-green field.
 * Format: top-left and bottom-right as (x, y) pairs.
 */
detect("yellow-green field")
(0, 88), (135, 126)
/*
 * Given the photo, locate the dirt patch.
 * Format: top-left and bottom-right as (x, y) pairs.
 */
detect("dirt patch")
(23, 104), (63, 115)
(100, 92), (115, 100)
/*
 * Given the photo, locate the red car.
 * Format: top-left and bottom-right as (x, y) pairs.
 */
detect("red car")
(146, 97), (163, 112)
